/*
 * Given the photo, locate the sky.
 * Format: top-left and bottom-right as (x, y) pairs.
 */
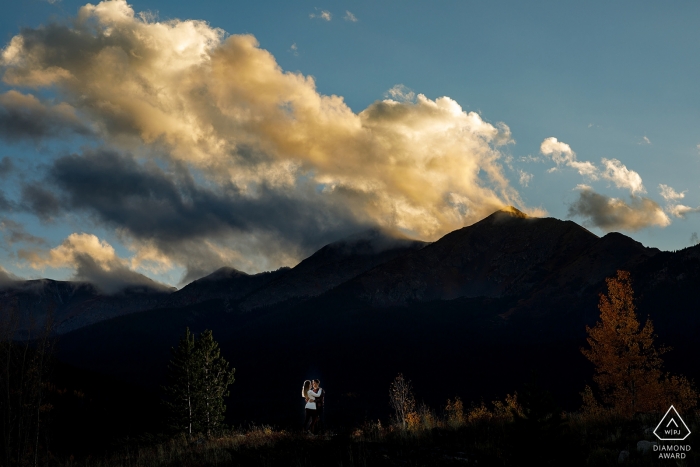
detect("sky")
(0, 0), (699, 291)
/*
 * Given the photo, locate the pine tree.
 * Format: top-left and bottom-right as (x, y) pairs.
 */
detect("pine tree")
(163, 328), (235, 437)
(193, 330), (235, 437)
(581, 270), (698, 416)
(163, 327), (197, 435)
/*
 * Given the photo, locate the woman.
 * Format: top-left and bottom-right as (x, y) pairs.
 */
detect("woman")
(302, 379), (322, 433)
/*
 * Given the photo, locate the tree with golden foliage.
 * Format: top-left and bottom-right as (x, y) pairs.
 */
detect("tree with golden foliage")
(581, 270), (697, 416)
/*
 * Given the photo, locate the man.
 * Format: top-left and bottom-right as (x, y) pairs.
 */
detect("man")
(312, 379), (324, 433)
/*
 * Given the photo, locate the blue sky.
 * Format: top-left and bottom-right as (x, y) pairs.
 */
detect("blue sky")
(1, 0), (699, 289)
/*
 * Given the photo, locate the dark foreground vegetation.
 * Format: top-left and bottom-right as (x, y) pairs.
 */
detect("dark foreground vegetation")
(49, 407), (700, 466)
(3, 270), (699, 466)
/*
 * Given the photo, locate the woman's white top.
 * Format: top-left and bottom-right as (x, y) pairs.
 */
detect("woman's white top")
(305, 388), (321, 410)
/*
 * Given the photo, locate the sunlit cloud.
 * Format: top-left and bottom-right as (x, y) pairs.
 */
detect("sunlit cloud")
(638, 136), (651, 145)
(659, 184), (685, 202)
(600, 158), (645, 195)
(658, 184), (698, 218)
(518, 170), (532, 187)
(540, 137), (598, 179)
(541, 137), (645, 195)
(17, 233), (172, 293)
(0, 91), (92, 142)
(310, 9), (332, 21)
(0, 0), (541, 280)
(344, 11), (358, 22)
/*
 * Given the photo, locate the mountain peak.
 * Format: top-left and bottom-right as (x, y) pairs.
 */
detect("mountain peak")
(490, 206), (529, 219)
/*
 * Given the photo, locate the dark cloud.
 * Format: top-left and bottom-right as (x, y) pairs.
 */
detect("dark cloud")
(20, 184), (61, 221)
(567, 188), (670, 232)
(0, 157), (12, 177)
(0, 218), (47, 248)
(43, 149), (368, 281)
(0, 91), (91, 143)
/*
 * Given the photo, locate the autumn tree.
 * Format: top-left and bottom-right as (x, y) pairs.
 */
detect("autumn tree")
(389, 373), (416, 430)
(581, 270), (697, 416)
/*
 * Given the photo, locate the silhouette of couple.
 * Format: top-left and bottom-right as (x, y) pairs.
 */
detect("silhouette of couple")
(301, 379), (324, 433)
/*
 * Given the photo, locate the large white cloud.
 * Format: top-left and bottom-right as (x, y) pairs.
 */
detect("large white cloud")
(0, 0), (543, 279)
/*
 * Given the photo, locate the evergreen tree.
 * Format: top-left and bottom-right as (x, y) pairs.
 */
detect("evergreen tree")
(193, 329), (235, 437)
(163, 328), (197, 434)
(163, 328), (235, 437)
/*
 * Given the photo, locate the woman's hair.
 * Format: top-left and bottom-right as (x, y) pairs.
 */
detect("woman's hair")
(302, 380), (310, 398)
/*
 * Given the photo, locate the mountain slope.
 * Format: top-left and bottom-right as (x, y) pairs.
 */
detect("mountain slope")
(239, 228), (428, 310)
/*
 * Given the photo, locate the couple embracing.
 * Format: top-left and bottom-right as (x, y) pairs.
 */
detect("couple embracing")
(301, 379), (324, 433)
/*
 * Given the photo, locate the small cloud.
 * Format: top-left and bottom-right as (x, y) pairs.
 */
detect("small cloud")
(696, 144), (700, 154)
(659, 184), (685, 202)
(518, 155), (542, 163)
(310, 9), (332, 21)
(344, 11), (358, 22)
(518, 170), (533, 187)
(600, 158), (645, 195)
(540, 137), (598, 179)
(691, 232), (699, 245)
(588, 123), (593, 128)
(290, 43), (298, 56)
(384, 84), (415, 102)
(668, 204), (700, 218)
(638, 136), (651, 145)
(567, 186), (670, 232)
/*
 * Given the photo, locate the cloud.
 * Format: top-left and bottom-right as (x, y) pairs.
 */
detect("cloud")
(659, 184), (685, 201)
(18, 232), (172, 293)
(658, 184), (699, 218)
(667, 204), (700, 218)
(0, 91), (91, 142)
(344, 11), (358, 22)
(310, 10), (332, 21)
(518, 170), (532, 187)
(290, 43), (298, 56)
(541, 137), (645, 195)
(540, 137), (598, 178)
(600, 158), (645, 194)
(639, 136), (651, 145)
(567, 186), (670, 232)
(0, 218), (47, 248)
(384, 84), (416, 102)
(19, 184), (61, 221)
(1, 0), (540, 279)
(40, 149), (369, 282)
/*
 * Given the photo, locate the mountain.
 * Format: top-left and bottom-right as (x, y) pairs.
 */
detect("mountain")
(239, 228), (428, 311)
(18, 208), (700, 428)
(1, 228), (426, 335)
(0, 279), (173, 337)
(158, 266), (290, 311)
